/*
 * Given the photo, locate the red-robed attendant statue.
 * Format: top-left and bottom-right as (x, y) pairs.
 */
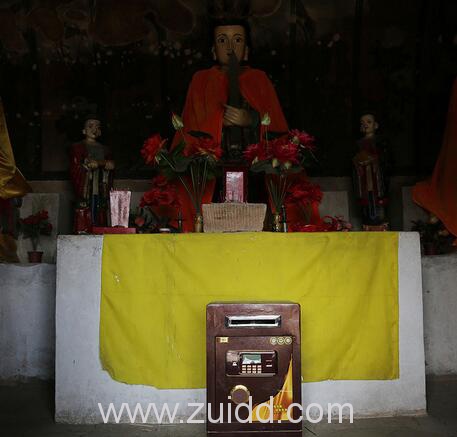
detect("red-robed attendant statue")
(173, 18), (289, 231)
(70, 117), (114, 233)
(353, 112), (390, 230)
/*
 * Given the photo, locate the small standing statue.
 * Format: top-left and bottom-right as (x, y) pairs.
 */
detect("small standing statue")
(70, 116), (114, 233)
(353, 112), (390, 230)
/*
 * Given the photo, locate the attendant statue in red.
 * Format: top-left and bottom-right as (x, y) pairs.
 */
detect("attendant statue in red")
(174, 18), (289, 231)
(70, 116), (114, 233)
(353, 112), (390, 230)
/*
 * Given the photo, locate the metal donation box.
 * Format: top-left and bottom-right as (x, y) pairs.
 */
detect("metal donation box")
(206, 302), (302, 437)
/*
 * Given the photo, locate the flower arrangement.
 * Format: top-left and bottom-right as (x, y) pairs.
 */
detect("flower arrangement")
(244, 114), (315, 213)
(140, 113), (222, 229)
(140, 175), (180, 210)
(134, 175), (181, 232)
(243, 113), (317, 215)
(285, 179), (323, 223)
(20, 210), (53, 251)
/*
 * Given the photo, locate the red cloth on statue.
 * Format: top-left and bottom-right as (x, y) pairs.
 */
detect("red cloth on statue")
(70, 143), (89, 199)
(172, 66), (289, 148)
(172, 66), (312, 232)
(413, 78), (457, 242)
(70, 142), (112, 199)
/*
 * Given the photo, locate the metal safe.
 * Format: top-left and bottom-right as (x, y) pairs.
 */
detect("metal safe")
(206, 302), (302, 437)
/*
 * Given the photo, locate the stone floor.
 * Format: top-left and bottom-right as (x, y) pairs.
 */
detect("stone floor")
(1, 377), (456, 436)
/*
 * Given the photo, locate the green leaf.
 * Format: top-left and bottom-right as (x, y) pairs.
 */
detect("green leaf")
(188, 130), (213, 139)
(171, 113), (184, 130)
(261, 113), (271, 126)
(172, 141), (186, 157)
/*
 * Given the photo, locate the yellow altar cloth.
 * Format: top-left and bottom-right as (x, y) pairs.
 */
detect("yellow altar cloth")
(100, 232), (398, 389)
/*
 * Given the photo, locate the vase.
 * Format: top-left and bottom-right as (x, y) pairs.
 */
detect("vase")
(272, 212), (282, 232)
(27, 251), (43, 263)
(194, 214), (204, 233)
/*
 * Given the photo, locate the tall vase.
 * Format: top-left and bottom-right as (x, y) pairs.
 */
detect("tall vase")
(194, 213), (204, 233)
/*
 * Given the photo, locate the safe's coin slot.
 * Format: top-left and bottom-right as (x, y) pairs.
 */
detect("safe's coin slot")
(226, 315), (281, 328)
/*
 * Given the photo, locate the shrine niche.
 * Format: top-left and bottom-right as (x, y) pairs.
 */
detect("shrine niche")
(3, 2), (457, 434)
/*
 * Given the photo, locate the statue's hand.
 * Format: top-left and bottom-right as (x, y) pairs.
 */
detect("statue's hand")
(105, 160), (115, 171)
(84, 158), (99, 170)
(223, 104), (252, 127)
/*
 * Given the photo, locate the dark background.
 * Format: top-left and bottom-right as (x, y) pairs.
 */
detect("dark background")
(0, 0), (456, 179)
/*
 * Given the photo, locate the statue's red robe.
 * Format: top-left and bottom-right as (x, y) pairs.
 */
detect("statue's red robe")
(172, 66), (318, 231)
(413, 78), (457, 243)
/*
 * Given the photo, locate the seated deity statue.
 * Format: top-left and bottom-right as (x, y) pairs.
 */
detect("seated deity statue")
(70, 116), (114, 233)
(353, 112), (390, 229)
(173, 18), (289, 231)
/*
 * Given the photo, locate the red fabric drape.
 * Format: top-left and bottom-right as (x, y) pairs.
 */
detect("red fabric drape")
(413, 78), (457, 242)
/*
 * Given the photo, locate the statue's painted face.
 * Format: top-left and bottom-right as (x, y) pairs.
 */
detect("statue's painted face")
(360, 114), (378, 136)
(83, 119), (101, 140)
(213, 25), (248, 66)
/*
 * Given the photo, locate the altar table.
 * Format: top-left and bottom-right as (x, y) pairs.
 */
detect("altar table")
(55, 233), (425, 423)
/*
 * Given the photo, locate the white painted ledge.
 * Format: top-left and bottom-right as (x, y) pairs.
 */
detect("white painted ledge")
(0, 263), (56, 380)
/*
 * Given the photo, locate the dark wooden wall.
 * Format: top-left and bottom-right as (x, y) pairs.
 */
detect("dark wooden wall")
(0, 0), (456, 179)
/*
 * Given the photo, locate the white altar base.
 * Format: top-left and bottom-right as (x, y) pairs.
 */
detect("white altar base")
(0, 263), (56, 380)
(55, 233), (426, 423)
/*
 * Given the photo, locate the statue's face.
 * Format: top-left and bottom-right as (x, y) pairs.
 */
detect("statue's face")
(83, 119), (101, 140)
(213, 25), (248, 66)
(360, 114), (378, 136)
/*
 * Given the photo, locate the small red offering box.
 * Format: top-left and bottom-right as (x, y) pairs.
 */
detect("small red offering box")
(92, 227), (137, 234)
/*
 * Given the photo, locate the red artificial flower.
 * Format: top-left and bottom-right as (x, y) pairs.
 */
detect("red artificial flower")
(140, 188), (176, 208)
(134, 216), (145, 227)
(140, 177), (180, 208)
(184, 137), (222, 160)
(322, 216), (353, 232)
(141, 134), (167, 165)
(21, 211), (50, 226)
(150, 175), (169, 188)
(38, 210), (49, 220)
(243, 141), (270, 163)
(21, 217), (29, 225)
(270, 137), (300, 164)
(289, 222), (330, 232)
(289, 129), (316, 151)
(285, 180), (323, 207)
(42, 222), (53, 235)
(290, 216), (352, 233)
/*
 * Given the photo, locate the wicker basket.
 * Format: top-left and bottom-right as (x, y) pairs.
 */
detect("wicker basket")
(202, 203), (267, 233)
